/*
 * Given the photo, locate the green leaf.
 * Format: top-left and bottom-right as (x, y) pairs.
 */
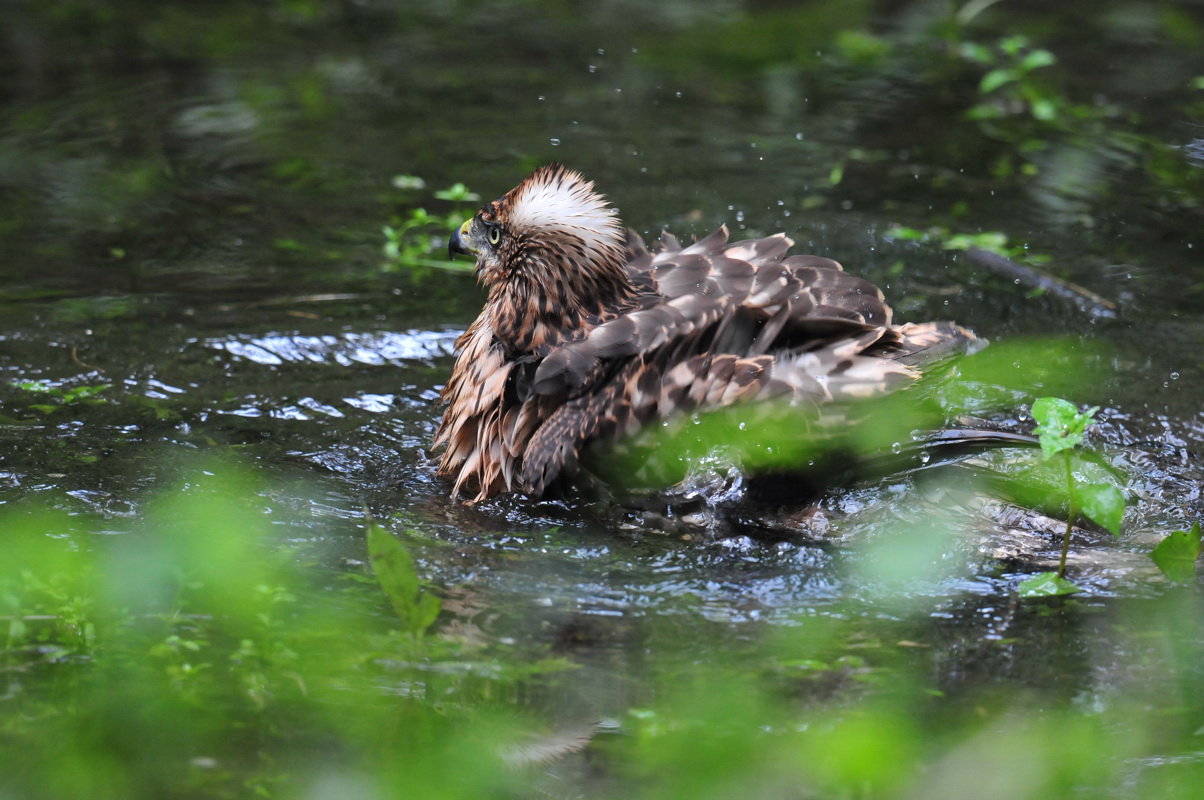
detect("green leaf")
(1018, 572), (1081, 598)
(13, 380), (52, 394)
(980, 68), (1018, 94)
(965, 103), (1004, 121)
(367, 523), (441, 636)
(1031, 397), (1097, 459)
(959, 42), (994, 64)
(61, 384), (111, 403)
(1074, 483), (1125, 536)
(942, 231), (1008, 254)
(1151, 522), (1203, 583)
(1030, 99), (1057, 121)
(999, 35), (1029, 56)
(1019, 50), (1056, 72)
(884, 225), (928, 242)
(434, 183), (480, 202)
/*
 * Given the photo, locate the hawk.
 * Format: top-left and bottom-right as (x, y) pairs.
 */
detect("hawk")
(436, 164), (978, 503)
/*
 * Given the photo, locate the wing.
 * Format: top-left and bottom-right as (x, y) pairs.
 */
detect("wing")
(518, 228), (976, 495)
(534, 226), (894, 395)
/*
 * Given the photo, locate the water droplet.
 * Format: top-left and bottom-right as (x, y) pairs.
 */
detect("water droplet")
(550, 138), (560, 146)
(675, 91), (682, 98)
(1171, 371), (1180, 380)
(919, 451), (931, 465)
(796, 132), (803, 140)
(588, 65), (597, 73)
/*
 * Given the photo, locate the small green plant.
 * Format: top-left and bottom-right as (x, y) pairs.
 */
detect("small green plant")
(1018, 397), (1126, 598)
(1150, 521), (1202, 584)
(382, 175), (478, 274)
(11, 380), (110, 414)
(961, 35), (1059, 125)
(886, 224), (1050, 265)
(367, 522), (441, 637)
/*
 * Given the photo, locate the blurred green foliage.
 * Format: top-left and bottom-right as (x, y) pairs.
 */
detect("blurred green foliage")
(600, 338), (1103, 495)
(3, 460), (1204, 798)
(367, 520), (441, 636)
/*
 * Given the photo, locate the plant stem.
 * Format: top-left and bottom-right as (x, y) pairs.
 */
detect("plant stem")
(1058, 451), (1075, 578)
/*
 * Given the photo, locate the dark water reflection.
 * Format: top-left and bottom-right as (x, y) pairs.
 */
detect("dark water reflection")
(2, 2), (1204, 780)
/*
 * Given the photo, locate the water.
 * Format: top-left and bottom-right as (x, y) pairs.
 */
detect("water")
(2, 3), (1204, 796)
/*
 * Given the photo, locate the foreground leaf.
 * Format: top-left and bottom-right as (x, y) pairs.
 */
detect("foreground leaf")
(367, 523), (441, 635)
(1074, 482), (1125, 536)
(1018, 572), (1081, 598)
(1150, 522), (1203, 584)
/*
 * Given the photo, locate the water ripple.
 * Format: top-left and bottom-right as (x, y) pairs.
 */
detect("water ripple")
(208, 329), (460, 366)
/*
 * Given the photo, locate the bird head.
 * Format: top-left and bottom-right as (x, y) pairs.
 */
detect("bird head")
(449, 164), (628, 296)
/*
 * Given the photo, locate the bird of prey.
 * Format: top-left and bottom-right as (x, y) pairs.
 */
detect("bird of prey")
(437, 164), (979, 503)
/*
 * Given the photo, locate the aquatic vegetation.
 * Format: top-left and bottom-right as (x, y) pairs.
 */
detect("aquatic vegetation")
(961, 36), (1061, 130)
(885, 224), (1044, 263)
(367, 520), (441, 637)
(382, 177), (479, 274)
(1018, 398), (1126, 597)
(10, 379), (112, 414)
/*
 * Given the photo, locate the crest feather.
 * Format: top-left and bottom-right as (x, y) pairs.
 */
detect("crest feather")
(504, 163), (622, 256)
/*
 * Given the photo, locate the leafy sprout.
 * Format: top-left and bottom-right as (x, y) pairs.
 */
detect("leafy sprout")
(382, 176), (479, 275)
(963, 35), (1060, 125)
(367, 522), (441, 637)
(1018, 397), (1126, 598)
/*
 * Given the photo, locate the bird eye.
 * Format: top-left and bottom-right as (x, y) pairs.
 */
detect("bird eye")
(487, 224), (501, 245)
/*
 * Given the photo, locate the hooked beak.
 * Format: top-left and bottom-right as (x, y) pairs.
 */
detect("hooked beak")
(448, 220), (474, 260)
